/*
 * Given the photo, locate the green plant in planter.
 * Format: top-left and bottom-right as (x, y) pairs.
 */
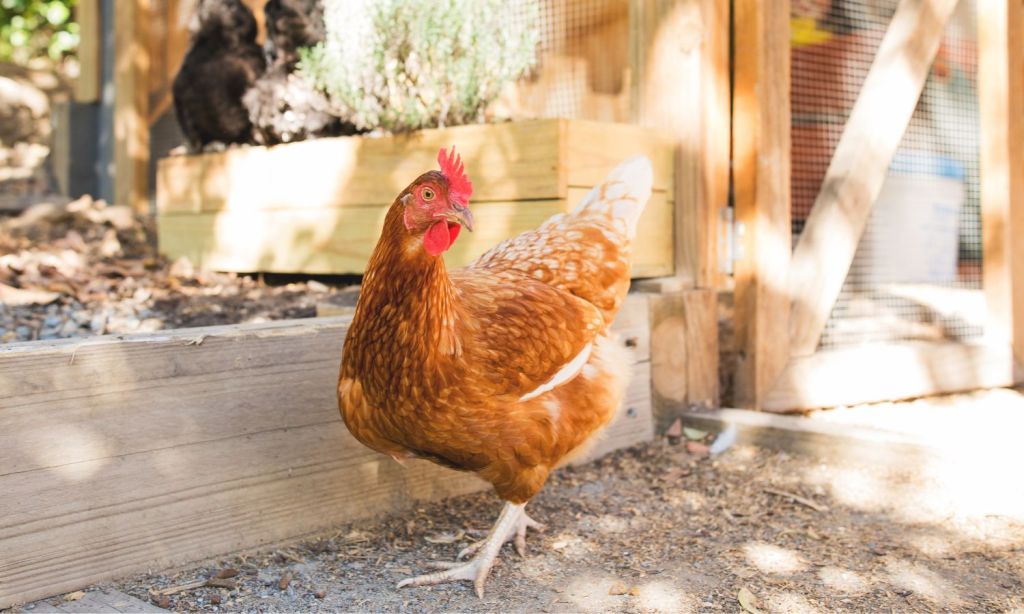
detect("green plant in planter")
(300, 0), (538, 133)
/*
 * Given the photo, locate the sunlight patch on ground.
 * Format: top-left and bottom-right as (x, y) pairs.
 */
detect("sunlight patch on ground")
(886, 558), (963, 607)
(766, 590), (825, 614)
(545, 533), (596, 561)
(743, 542), (806, 575)
(818, 566), (869, 595)
(663, 489), (708, 512)
(635, 580), (699, 613)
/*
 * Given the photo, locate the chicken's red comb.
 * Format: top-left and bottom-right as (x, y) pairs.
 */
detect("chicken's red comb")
(437, 146), (473, 206)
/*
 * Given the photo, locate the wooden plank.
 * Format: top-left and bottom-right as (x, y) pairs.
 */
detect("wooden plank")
(563, 120), (675, 193)
(681, 407), (966, 470)
(157, 121), (566, 212)
(730, 0), (792, 409)
(113, 0), (150, 213)
(0, 311), (651, 608)
(158, 195), (675, 278)
(73, 0), (101, 103)
(648, 289), (719, 430)
(631, 0), (725, 287)
(978, 0), (1024, 374)
(157, 200), (561, 275)
(699, 0), (731, 289)
(156, 119), (675, 214)
(762, 341), (1015, 412)
(786, 0), (961, 357)
(26, 588), (166, 613)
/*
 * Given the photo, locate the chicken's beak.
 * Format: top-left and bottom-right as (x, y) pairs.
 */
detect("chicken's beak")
(447, 205), (474, 232)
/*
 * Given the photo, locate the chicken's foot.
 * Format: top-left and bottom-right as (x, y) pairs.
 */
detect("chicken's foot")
(397, 501), (542, 598)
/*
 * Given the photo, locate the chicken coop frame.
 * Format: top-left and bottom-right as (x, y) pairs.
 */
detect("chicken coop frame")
(731, 0), (1024, 410)
(3, 0), (1022, 606)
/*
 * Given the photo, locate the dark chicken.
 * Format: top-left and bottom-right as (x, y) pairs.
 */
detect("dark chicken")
(172, 0), (265, 151)
(243, 0), (353, 145)
(338, 148), (653, 597)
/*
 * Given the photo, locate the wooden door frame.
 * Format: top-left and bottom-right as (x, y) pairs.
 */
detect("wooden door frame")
(732, 0), (1024, 411)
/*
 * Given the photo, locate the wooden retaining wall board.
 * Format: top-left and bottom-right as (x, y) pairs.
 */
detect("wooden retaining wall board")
(0, 295), (652, 608)
(156, 119), (677, 278)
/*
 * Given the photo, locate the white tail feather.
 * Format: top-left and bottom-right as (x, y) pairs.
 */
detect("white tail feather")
(571, 155), (654, 239)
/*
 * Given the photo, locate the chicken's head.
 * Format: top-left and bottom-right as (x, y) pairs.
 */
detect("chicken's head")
(401, 147), (475, 256)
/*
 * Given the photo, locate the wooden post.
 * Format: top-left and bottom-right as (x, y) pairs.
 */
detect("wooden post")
(632, 0), (728, 288)
(731, 0), (792, 408)
(74, 0), (101, 103)
(785, 0), (960, 357)
(978, 0), (1024, 374)
(114, 0), (150, 213)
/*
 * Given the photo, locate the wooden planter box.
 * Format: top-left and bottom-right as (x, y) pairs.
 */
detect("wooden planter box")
(156, 119), (676, 277)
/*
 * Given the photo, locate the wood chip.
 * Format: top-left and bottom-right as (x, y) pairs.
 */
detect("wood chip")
(152, 579), (207, 596)
(63, 591), (86, 601)
(763, 487), (829, 512)
(278, 571), (293, 591)
(206, 577), (237, 590)
(738, 586), (762, 614)
(609, 581), (629, 595)
(215, 567), (239, 579)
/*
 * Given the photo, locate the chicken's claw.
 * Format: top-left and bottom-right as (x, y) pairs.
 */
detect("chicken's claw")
(458, 511), (545, 559)
(398, 555), (496, 599)
(398, 502), (537, 598)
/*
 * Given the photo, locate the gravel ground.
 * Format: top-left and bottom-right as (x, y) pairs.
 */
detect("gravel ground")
(45, 428), (1017, 614)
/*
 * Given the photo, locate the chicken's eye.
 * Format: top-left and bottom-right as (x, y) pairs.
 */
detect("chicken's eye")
(421, 187), (436, 201)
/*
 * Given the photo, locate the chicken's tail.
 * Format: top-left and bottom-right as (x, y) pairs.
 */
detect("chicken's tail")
(571, 155), (654, 240)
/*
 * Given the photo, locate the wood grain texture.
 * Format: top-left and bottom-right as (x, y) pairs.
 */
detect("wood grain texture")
(156, 119), (675, 215)
(158, 194), (674, 278)
(113, 0), (150, 213)
(762, 341), (1015, 412)
(731, 0), (792, 409)
(786, 0), (960, 357)
(631, 0), (728, 287)
(156, 119), (676, 278)
(649, 289), (719, 430)
(0, 298), (652, 608)
(73, 0), (100, 104)
(978, 0), (1024, 373)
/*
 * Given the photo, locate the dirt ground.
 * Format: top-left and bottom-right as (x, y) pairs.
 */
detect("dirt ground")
(22, 419), (1013, 614)
(0, 197), (354, 343)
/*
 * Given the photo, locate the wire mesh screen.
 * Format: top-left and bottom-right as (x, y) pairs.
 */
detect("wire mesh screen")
(498, 0), (632, 123)
(791, 0), (983, 349)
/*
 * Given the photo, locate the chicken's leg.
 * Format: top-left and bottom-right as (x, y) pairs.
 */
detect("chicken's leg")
(397, 502), (543, 598)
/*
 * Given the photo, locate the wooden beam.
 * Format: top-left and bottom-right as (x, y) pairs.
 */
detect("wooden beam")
(650, 288), (720, 430)
(632, 0), (727, 287)
(762, 341), (1015, 412)
(786, 0), (960, 357)
(698, 0), (731, 289)
(114, 0), (151, 213)
(73, 0), (101, 103)
(978, 0), (1024, 375)
(731, 0), (792, 408)
(0, 297), (653, 608)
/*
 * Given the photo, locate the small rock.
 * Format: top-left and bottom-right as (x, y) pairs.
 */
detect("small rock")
(89, 313), (107, 334)
(314, 590), (326, 599)
(306, 280), (329, 293)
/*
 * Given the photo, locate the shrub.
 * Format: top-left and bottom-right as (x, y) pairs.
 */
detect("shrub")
(1, 0), (78, 65)
(300, 0), (538, 133)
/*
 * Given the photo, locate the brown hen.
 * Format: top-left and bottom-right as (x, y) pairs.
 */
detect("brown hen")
(338, 148), (653, 597)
